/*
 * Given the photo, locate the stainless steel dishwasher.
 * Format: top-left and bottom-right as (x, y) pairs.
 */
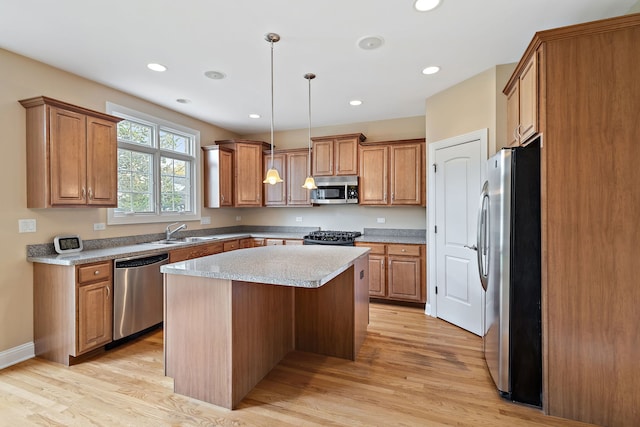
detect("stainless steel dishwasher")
(113, 253), (169, 340)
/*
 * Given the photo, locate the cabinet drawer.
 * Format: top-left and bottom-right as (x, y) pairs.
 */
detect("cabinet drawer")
(223, 239), (240, 251)
(265, 239), (284, 246)
(170, 243), (223, 262)
(253, 238), (266, 247)
(356, 242), (386, 255)
(77, 261), (111, 284)
(387, 244), (420, 257)
(284, 239), (303, 245)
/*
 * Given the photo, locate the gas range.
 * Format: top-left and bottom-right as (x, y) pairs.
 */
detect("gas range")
(303, 230), (362, 246)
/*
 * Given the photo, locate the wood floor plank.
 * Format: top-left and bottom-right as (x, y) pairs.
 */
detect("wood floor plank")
(0, 303), (596, 426)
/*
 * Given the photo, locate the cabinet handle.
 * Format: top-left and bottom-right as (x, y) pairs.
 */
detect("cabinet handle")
(81, 187), (86, 200)
(221, 194), (225, 202)
(392, 192), (395, 201)
(88, 188), (94, 200)
(383, 192), (387, 202)
(106, 286), (110, 298)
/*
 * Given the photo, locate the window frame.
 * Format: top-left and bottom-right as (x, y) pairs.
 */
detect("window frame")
(106, 102), (201, 225)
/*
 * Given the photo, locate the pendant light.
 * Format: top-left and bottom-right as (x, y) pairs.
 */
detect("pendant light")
(263, 33), (284, 185)
(302, 73), (318, 189)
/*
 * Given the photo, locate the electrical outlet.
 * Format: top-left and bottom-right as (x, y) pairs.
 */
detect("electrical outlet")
(376, 217), (386, 224)
(200, 216), (211, 225)
(18, 219), (36, 233)
(235, 216), (242, 222)
(295, 217), (303, 222)
(93, 222), (106, 231)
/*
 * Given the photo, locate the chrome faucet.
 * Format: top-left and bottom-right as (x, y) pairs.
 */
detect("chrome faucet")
(166, 222), (187, 240)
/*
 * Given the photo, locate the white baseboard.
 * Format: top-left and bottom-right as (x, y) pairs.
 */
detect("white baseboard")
(0, 342), (35, 370)
(425, 303), (432, 316)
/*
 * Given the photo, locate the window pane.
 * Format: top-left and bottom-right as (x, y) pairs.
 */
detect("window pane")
(118, 120), (153, 146)
(117, 148), (154, 213)
(160, 129), (190, 154)
(160, 156), (191, 212)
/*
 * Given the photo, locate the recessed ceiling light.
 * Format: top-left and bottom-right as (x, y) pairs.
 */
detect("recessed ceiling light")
(147, 63), (167, 72)
(414, 0), (442, 12)
(350, 100), (363, 106)
(248, 113), (261, 119)
(204, 70), (226, 80)
(357, 36), (384, 50)
(176, 98), (191, 104)
(422, 66), (441, 75)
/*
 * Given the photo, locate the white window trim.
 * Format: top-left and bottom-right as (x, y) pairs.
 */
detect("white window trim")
(106, 102), (201, 225)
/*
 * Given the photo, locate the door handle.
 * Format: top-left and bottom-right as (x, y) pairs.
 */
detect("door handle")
(464, 244), (478, 251)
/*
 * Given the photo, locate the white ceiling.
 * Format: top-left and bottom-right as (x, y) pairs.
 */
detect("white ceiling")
(0, 0), (635, 134)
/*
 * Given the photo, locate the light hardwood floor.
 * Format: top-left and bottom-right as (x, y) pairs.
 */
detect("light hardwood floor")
(0, 303), (595, 426)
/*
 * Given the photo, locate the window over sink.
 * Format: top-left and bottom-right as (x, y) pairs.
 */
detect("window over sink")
(106, 102), (200, 225)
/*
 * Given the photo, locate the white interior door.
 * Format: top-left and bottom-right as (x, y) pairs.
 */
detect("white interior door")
(428, 130), (487, 336)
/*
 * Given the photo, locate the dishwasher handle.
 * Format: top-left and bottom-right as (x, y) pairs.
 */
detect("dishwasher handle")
(115, 253), (169, 269)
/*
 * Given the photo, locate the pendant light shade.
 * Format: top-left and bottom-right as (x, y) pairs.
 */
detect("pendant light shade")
(302, 73), (317, 190)
(263, 32), (283, 185)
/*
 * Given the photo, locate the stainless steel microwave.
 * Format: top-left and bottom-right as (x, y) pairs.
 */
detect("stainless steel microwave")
(310, 176), (358, 204)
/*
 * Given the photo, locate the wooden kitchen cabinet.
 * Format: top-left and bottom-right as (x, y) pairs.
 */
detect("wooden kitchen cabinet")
(359, 139), (425, 206)
(216, 139), (271, 207)
(504, 15), (640, 426)
(202, 145), (233, 207)
(169, 242), (223, 262)
(355, 242), (425, 303)
(311, 133), (365, 176)
(19, 96), (122, 208)
(505, 53), (538, 147)
(33, 260), (113, 365)
(263, 148), (311, 206)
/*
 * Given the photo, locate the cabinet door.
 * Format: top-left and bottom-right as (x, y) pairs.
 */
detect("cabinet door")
(368, 254), (386, 297)
(388, 256), (421, 301)
(264, 153), (286, 206)
(86, 116), (118, 206)
(390, 144), (421, 205)
(77, 281), (112, 354)
(359, 145), (388, 205)
(235, 143), (263, 206)
(506, 83), (520, 147)
(49, 107), (87, 206)
(220, 149), (233, 206)
(518, 54), (538, 143)
(335, 137), (358, 175)
(287, 151), (311, 205)
(312, 140), (333, 176)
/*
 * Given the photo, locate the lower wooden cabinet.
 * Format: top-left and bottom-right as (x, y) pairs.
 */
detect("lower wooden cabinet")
(33, 260), (114, 365)
(169, 242), (223, 262)
(355, 242), (425, 303)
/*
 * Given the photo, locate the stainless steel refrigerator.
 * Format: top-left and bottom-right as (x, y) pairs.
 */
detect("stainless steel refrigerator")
(476, 138), (542, 407)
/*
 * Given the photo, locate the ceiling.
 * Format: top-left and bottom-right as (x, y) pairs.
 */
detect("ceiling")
(0, 0), (635, 135)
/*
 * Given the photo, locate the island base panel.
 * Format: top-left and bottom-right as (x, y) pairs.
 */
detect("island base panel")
(165, 275), (294, 409)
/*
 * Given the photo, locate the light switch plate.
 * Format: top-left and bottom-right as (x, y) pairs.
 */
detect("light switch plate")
(295, 217), (303, 222)
(377, 217), (386, 224)
(93, 223), (106, 231)
(19, 219), (36, 233)
(235, 216), (242, 222)
(200, 216), (211, 225)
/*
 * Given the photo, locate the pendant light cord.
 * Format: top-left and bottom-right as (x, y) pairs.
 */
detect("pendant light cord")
(269, 38), (275, 170)
(307, 76), (312, 174)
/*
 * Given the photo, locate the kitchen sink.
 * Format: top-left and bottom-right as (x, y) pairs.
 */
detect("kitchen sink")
(146, 236), (219, 245)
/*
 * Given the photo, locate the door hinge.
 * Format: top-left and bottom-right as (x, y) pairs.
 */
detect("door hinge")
(435, 286), (438, 295)
(433, 163), (437, 173)
(434, 225), (438, 233)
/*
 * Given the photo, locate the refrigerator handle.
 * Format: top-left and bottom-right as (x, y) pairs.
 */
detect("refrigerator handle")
(477, 181), (490, 291)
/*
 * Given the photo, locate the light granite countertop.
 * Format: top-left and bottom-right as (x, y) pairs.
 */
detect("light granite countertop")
(161, 245), (370, 288)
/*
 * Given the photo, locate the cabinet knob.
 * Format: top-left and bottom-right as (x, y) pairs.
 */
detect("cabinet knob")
(401, 249), (406, 252)
(94, 270), (100, 275)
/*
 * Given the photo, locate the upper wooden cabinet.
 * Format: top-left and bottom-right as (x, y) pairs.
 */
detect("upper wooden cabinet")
(215, 139), (271, 207)
(19, 96), (122, 208)
(202, 145), (234, 208)
(505, 50), (539, 147)
(359, 139), (425, 206)
(311, 133), (365, 176)
(264, 148), (312, 207)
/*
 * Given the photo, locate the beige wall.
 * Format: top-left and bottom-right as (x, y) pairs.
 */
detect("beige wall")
(425, 64), (515, 155)
(630, 1), (640, 13)
(0, 48), (427, 356)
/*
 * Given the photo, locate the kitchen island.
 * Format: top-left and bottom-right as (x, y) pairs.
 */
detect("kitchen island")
(161, 245), (370, 409)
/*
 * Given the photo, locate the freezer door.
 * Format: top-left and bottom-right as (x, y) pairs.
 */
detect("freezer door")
(483, 149), (512, 394)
